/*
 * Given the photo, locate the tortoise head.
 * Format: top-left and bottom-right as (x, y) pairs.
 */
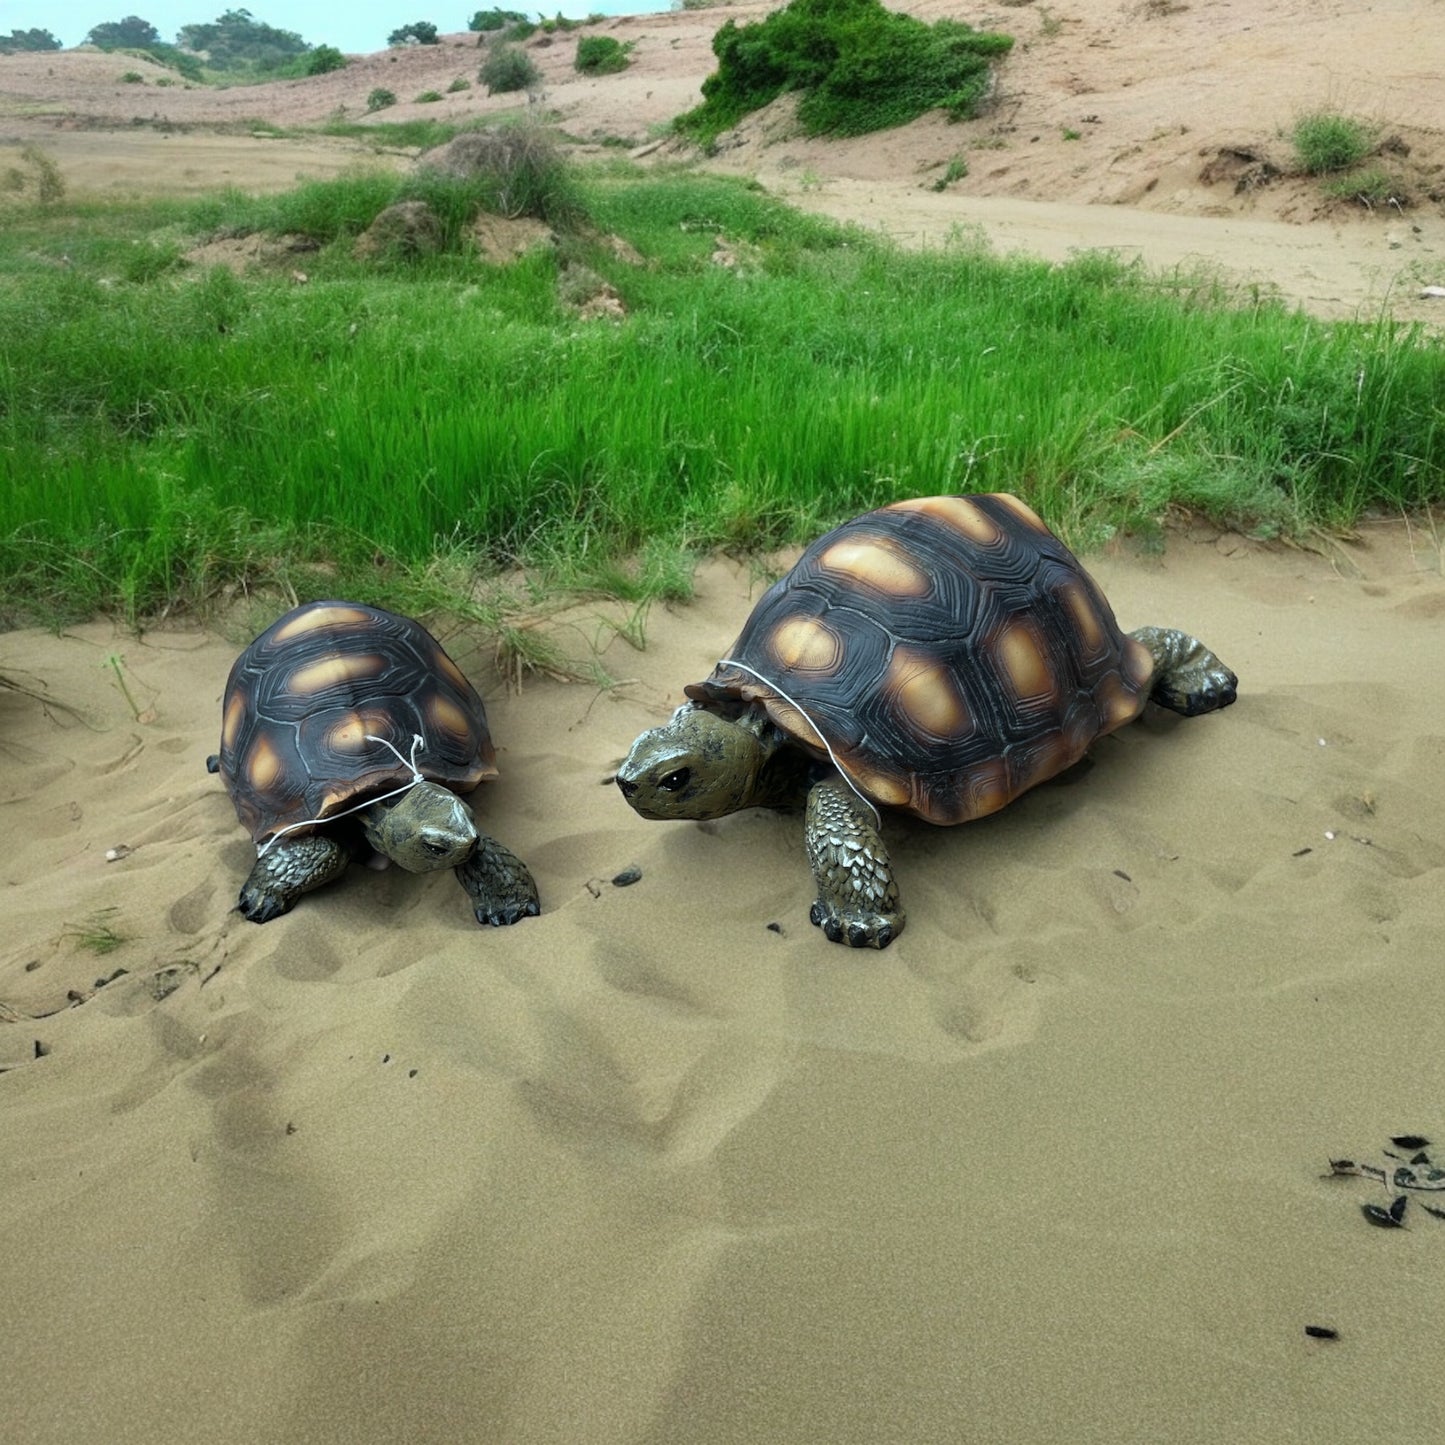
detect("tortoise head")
(361, 780), (477, 872)
(615, 704), (763, 821)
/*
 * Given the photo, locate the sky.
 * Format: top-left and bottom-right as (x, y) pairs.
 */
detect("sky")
(1, 1), (670, 54)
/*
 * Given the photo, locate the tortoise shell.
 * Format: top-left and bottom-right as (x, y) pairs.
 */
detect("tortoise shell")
(217, 601), (497, 844)
(686, 494), (1155, 825)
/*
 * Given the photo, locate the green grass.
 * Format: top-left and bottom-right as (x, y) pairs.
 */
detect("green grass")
(0, 163), (1442, 628)
(1291, 111), (1375, 176)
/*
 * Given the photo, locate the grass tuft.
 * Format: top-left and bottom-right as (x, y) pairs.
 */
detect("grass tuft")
(1291, 110), (1375, 175)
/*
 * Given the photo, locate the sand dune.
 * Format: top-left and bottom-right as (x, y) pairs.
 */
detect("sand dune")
(4, 522), (1445, 1442)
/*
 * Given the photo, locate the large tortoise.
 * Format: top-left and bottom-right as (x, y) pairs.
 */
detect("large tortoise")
(616, 493), (1236, 948)
(209, 600), (539, 926)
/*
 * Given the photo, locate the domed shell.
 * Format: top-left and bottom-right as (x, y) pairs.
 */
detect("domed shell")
(217, 601), (497, 844)
(685, 494), (1155, 825)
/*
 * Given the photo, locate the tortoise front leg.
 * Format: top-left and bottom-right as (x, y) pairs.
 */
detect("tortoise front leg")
(805, 776), (904, 949)
(238, 834), (350, 923)
(455, 832), (540, 927)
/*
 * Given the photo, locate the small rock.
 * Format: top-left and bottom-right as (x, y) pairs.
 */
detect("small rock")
(612, 864), (643, 888)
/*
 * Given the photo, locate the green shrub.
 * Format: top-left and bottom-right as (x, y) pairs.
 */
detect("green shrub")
(480, 42), (541, 95)
(367, 87), (399, 112)
(575, 35), (629, 75)
(1291, 111), (1375, 175)
(416, 90), (444, 103)
(447, 76), (472, 92)
(469, 8), (527, 30)
(503, 20), (538, 42)
(676, 0), (1013, 144)
(120, 70), (146, 84)
(305, 45), (348, 75)
(1323, 167), (1406, 208)
(389, 21), (440, 46)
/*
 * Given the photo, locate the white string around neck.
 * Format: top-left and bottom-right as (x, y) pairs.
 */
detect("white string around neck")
(255, 732), (427, 857)
(718, 658), (881, 828)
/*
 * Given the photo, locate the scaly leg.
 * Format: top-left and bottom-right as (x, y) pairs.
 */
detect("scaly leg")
(805, 776), (904, 949)
(238, 833), (350, 923)
(455, 833), (540, 927)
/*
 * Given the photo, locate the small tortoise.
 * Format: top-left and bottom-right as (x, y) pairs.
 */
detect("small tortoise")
(616, 493), (1236, 949)
(209, 600), (539, 926)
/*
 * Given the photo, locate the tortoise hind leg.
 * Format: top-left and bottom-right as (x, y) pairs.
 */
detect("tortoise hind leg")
(238, 834), (350, 923)
(1130, 626), (1238, 716)
(805, 777), (905, 949)
(456, 833), (540, 927)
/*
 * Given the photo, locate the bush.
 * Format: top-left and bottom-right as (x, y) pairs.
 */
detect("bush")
(447, 76), (472, 92)
(1291, 111), (1375, 175)
(575, 35), (629, 75)
(366, 88), (398, 112)
(503, 20), (538, 42)
(305, 45), (348, 75)
(120, 71), (146, 84)
(480, 42), (541, 95)
(389, 21), (440, 46)
(676, 0), (1013, 144)
(469, 8), (527, 30)
(415, 90), (443, 102)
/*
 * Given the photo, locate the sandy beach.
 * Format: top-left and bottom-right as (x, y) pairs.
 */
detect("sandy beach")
(4, 520), (1445, 1442)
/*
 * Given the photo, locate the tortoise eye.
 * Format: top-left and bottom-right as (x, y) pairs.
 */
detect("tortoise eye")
(659, 767), (691, 793)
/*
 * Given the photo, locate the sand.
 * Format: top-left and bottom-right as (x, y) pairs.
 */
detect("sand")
(4, 521), (1445, 1443)
(5, 4), (1445, 1440)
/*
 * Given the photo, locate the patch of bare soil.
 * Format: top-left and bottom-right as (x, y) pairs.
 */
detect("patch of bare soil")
(2, 2), (1443, 318)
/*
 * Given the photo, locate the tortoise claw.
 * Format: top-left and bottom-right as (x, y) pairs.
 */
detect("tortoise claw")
(474, 898), (540, 928)
(810, 899), (899, 950)
(237, 887), (291, 925)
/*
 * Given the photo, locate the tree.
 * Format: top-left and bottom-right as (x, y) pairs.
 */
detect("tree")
(0, 28), (61, 51)
(84, 16), (161, 48)
(469, 8), (526, 30)
(388, 21), (440, 46)
(177, 9), (307, 70)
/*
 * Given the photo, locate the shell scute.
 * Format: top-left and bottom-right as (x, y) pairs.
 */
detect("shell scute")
(217, 601), (497, 844)
(688, 493), (1151, 825)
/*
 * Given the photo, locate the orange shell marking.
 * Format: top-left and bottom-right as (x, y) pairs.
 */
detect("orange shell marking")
(995, 620), (1055, 701)
(426, 693), (471, 742)
(768, 615), (843, 674)
(246, 734), (285, 791)
(289, 651), (388, 696)
(989, 492), (1052, 534)
(327, 710), (391, 752)
(766, 698), (827, 751)
(819, 536), (931, 598)
(888, 495), (1002, 545)
(1123, 635), (1155, 691)
(433, 650), (472, 695)
(1054, 578), (1106, 655)
(847, 762), (911, 810)
(271, 603), (373, 643)
(221, 690), (248, 753)
(886, 645), (972, 740)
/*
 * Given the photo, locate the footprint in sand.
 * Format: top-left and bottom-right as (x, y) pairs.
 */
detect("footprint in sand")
(167, 880), (215, 935)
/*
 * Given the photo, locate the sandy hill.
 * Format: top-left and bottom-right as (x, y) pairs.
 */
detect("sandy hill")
(1, 0), (1443, 317)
